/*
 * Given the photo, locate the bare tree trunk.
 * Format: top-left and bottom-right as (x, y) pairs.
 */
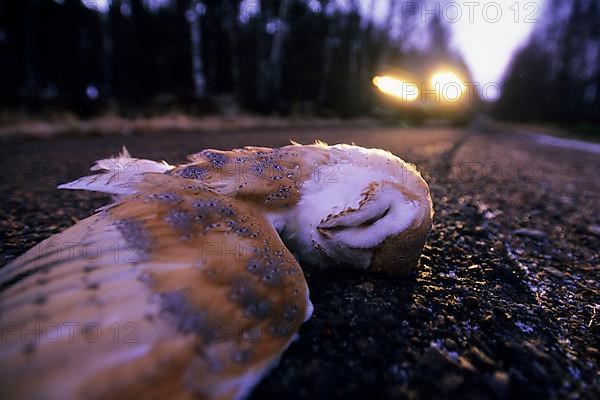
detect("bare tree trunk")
(24, 0), (40, 98)
(188, 0), (206, 98)
(378, 0), (398, 69)
(257, 52), (270, 104)
(555, 0), (582, 118)
(100, 11), (113, 98)
(256, 7), (271, 105)
(357, 0), (375, 106)
(225, 0), (241, 102)
(593, 44), (600, 114)
(350, 39), (360, 82)
(269, 0), (291, 101)
(318, 7), (336, 106)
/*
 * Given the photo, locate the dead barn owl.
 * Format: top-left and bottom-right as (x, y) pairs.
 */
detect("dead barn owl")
(0, 143), (433, 399)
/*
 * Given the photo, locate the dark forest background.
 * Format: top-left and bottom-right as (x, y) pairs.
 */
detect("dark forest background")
(0, 0), (466, 118)
(0, 0), (449, 116)
(1, 0), (599, 124)
(497, 0), (600, 125)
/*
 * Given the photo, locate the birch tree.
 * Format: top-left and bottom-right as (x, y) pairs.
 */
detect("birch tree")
(269, 0), (291, 101)
(224, 0), (241, 102)
(187, 0), (206, 98)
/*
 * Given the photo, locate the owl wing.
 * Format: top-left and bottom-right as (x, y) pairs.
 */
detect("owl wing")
(169, 146), (329, 210)
(58, 145), (330, 213)
(0, 173), (311, 400)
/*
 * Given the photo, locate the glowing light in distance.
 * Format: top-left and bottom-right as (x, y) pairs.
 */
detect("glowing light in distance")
(372, 75), (420, 102)
(431, 71), (466, 101)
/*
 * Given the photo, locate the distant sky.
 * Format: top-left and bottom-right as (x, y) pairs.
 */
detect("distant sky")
(446, 0), (545, 85)
(82, 0), (544, 86)
(355, 0), (546, 86)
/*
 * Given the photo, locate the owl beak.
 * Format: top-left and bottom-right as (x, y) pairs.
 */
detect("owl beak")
(316, 205), (391, 240)
(368, 204), (433, 276)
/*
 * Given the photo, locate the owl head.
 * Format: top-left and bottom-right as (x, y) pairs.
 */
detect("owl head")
(272, 144), (433, 276)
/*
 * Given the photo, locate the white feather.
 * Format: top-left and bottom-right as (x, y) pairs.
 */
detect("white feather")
(58, 147), (173, 196)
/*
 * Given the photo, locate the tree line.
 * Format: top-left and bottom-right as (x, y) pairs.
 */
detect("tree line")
(0, 0), (469, 117)
(495, 0), (600, 123)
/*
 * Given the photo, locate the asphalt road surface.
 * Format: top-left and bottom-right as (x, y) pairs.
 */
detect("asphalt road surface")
(1, 124), (599, 399)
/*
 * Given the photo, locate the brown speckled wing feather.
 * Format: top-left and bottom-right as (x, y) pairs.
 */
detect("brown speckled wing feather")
(169, 146), (328, 210)
(0, 173), (310, 400)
